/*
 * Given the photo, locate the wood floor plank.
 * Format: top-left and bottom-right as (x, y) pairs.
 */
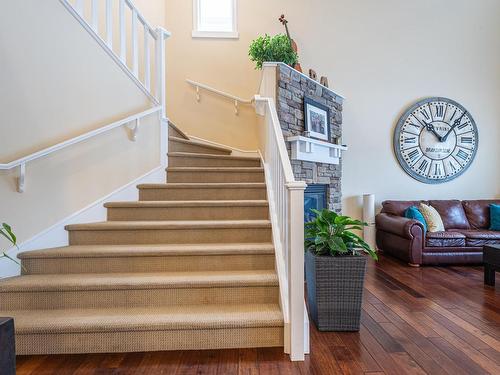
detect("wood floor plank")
(14, 254), (500, 375)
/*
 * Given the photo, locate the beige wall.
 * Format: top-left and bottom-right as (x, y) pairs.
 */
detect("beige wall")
(165, 0), (500, 218)
(0, 0), (164, 244)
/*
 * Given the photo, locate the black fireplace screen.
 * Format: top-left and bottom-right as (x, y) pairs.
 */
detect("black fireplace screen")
(304, 184), (327, 222)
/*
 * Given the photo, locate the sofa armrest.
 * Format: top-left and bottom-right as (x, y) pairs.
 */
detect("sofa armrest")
(375, 213), (424, 239)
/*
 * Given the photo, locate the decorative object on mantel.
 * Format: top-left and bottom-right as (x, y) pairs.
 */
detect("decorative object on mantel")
(287, 136), (347, 165)
(308, 69), (317, 81)
(278, 14), (302, 72)
(248, 34), (298, 70)
(320, 76), (329, 88)
(394, 97), (478, 184)
(305, 209), (378, 331)
(304, 96), (330, 141)
(363, 194), (376, 250)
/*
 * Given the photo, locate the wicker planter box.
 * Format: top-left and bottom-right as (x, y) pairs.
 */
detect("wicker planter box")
(305, 251), (367, 331)
(0, 317), (16, 375)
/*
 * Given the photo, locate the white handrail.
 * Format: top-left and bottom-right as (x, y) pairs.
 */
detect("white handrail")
(0, 106), (161, 193)
(254, 94), (307, 361)
(186, 79), (253, 115)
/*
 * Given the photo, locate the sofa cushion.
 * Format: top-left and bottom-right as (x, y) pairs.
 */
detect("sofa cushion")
(452, 230), (500, 247)
(426, 231), (466, 247)
(462, 200), (500, 229)
(404, 206), (427, 232)
(381, 200), (427, 216)
(490, 204), (500, 230)
(428, 200), (470, 229)
(419, 203), (445, 232)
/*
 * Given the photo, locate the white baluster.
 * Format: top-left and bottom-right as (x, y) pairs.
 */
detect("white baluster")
(155, 28), (166, 118)
(119, 0), (126, 63)
(131, 9), (139, 77)
(91, 0), (99, 32)
(75, 0), (84, 16)
(144, 28), (151, 90)
(106, 0), (113, 48)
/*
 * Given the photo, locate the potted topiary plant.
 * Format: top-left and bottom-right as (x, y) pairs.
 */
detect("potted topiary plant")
(248, 34), (299, 69)
(305, 209), (378, 331)
(1, 223), (20, 375)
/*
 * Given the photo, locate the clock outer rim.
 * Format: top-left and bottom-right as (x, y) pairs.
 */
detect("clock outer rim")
(393, 97), (479, 184)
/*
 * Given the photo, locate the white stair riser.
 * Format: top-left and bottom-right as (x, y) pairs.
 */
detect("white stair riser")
(1, 286), (279, 310)
(21, 254), (275, 274)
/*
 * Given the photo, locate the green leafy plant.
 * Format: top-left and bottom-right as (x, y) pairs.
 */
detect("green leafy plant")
(1, 223), (22, 268)
(305, 209), (378, 260)
(248, 34), (298, 69)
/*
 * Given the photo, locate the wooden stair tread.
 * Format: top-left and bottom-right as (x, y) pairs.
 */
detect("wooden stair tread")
(138, 182), (266, 189)
(168, 152), (260, 161)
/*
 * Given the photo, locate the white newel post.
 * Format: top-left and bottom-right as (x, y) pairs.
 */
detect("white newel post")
(156, 28), (170, 169)
(287, 181), (307, 361)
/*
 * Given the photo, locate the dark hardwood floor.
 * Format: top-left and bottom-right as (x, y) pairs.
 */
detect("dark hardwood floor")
(16, 254), (500, 374)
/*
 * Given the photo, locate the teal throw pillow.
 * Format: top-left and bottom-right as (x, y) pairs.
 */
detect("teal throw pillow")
(404, 206), (427, 232)
(490, 204), (500, 231)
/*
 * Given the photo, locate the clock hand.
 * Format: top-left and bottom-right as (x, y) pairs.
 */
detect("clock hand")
(442, 111), (467, 141)
(424, 121), (443, 142)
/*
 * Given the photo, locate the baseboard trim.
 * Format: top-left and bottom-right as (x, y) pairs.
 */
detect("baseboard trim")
(186, 135), (259, 156)
(0, 166), (165, 278)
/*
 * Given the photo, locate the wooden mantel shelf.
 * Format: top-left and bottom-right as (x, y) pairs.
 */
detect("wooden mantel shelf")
(287, 136), (348, 165)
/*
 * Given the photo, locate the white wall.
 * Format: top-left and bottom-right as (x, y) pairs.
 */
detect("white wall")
(165, 0), (500, 219)
(0, 0), (165, 265)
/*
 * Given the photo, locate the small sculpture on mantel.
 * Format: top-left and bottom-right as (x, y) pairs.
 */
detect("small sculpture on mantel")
(320, 76), (329, 88)
(309, 69), (317, 81)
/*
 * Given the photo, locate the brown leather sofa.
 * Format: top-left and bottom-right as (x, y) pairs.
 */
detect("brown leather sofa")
(376, 200), (500, 266)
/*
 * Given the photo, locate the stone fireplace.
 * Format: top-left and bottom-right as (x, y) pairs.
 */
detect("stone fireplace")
(273, 63), (345, 214)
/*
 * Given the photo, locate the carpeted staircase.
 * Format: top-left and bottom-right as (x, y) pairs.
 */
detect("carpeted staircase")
(0, 126), (284, 355)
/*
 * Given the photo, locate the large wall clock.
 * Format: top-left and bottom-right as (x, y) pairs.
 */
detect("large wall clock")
(394, 97), (478, 184)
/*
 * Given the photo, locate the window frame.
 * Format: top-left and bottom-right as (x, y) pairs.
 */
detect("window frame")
(192, 0), (239, 39)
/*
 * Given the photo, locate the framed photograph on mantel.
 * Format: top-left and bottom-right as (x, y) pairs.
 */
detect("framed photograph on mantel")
(304, 97), (330, 141)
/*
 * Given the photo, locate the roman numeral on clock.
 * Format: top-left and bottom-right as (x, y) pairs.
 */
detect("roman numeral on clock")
(456, 149), (469, 161)
(403, 136), (416, 144)
(407, 149), (420, 163)
(418, 159), (429, 172)
(420, 110), (430, 120)
(461, 136), (473, 144)
(435, 105), (444, 118)
(433, 163), (442, 176)
(457, 121), (470, 130)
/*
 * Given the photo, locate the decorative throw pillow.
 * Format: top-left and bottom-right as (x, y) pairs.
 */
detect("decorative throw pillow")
(404, 206), (427, 232)
(419, 203), (445, 232)
(490, 204), (500, 231)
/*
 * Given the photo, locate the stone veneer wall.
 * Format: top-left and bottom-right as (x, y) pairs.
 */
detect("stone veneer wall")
(275, 63), (345, 213)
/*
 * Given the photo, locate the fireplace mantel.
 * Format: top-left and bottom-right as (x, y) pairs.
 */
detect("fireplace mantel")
(287, 136), (347, 165)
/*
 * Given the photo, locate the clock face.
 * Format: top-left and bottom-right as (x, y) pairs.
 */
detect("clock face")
(394, 97), (478, 184)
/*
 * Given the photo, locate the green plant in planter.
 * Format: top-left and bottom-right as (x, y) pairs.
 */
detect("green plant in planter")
(305, 209), (378, 260)
(1, 223), (22, 269)
(248, 34), (298, 69)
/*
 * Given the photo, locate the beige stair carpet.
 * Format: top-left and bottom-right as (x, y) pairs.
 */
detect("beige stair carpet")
(0, 127), (283, 355)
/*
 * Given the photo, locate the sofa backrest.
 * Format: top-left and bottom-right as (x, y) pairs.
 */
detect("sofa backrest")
(381, 199), (500, 230)
(428, 200), (470, 229)
(381, 200), (428, 216)
(462, 200), (500, 229)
